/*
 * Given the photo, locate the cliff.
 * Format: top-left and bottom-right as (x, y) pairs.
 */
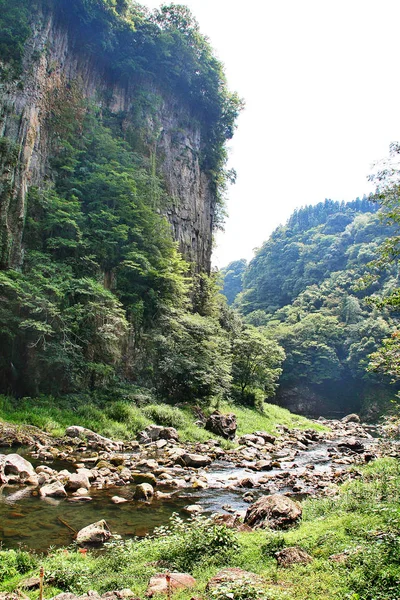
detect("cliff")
(0, 1), (224, 273)
(0, 0), (241, 397)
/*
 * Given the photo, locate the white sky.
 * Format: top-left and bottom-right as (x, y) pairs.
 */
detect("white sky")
(142, 0), (400, 267)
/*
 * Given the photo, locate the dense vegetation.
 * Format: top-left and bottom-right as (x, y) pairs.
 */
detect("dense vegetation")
(1, 458), (400, 600)
(0, 0), (285, 414)
(223, 198), (400, 416)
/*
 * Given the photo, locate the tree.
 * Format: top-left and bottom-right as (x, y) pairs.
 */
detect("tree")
(231, 326), (285, 405)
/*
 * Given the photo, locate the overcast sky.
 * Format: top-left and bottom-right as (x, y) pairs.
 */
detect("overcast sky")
(142, 0), (400, 267)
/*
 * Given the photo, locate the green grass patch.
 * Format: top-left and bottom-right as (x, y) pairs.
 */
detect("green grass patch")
(0, 394), (324, 443)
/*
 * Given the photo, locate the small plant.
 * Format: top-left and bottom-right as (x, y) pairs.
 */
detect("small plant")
(208, 580), (267, 600)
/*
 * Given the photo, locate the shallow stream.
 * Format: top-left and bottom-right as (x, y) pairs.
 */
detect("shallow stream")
(0, 438), (368, 552)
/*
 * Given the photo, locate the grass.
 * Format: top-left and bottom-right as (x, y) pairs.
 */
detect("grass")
(0, 459), (399, 599)
(0, 394), (325, 444)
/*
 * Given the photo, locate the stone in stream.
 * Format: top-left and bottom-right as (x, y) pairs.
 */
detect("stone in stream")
(111, 496), (128, 504)
(253, 431), (277, 444)
(134, 483), (154, 501)
(131, 472), (157, 486)
(178, 453), (212, 468)
(39, 481), (67, 498)
(66, 472), (91, 491)
(244, 494), (302, 529)
(183, 504), (204, 515)
(146, 573), (196, 597)
(275, 546), (313, 567)
(76, 519), (111, 544)
(2, 454), (37, 485)
(205, 410), (237, 440)
(342, 413), (361, 423)
(338, 438), (365, 453)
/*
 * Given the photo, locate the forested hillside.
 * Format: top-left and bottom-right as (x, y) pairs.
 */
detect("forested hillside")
(225, 198), (400, 417)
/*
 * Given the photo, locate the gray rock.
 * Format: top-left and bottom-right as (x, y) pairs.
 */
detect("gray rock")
(65, 426), (123, 451)
(134, 483), (154, 501)
(244, 494), (302, 529)
(39, 481), (67, 498)
(205, 411), (237, 440)
(76, 520), (111, 544)
(178, 453), (212, 468)
(67, 472), (91, 491)
(3, 454), (35, 481)
(342, 413), (361, 423)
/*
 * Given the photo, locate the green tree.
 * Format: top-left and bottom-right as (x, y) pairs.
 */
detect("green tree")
(231, 326), (285, 405)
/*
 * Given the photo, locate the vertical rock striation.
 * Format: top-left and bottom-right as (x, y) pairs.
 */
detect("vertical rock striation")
(0, 8), (215, 272)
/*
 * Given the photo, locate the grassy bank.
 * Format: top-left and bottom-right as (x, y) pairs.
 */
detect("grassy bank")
(0, 394), (325, 443)
(0, 458), (399, 599)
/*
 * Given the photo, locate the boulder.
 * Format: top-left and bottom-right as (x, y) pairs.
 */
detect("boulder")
(244, 494), (302, 529)
(39, 481), (67, 498)
(65, 426), (123, 451)
(138, 425), (164, 443)
(342, 413), (361, 423)
(253, 431), (276, 444)
(178, 453), (212, 468)
(159, 427), (179, 441)
(3, 454), (35, 482)
(183, 504), (204, 515)
(131, 472), (157, 486)
(76, 519), (111, 544)
(338, 438), (365, 453)
(138, 425), (179, 444)
(238, 434), (265, 446)
(146, 573), (196, 597)
(205, 410), (237, 440)
(275, 546), (313, 567)
(66, 472), (91, 491)
(134, 483), (154, 501)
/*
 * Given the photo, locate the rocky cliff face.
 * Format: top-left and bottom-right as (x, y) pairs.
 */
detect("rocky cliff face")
(0, 8), (215, 272)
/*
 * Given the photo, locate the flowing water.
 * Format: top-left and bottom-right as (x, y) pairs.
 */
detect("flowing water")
(0, 439), (369, 552)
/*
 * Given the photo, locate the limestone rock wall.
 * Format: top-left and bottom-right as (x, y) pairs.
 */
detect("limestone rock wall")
(0, 8), (214, 271)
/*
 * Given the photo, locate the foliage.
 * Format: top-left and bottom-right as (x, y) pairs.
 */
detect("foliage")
(151, 308), (232, 404)
(0, 0), (32, 78)
(227, 198), (399, 414)
(231, 326), (285, 406)
(52, 0), (243, 193)
(221, 258), (247, 305)
(0, 549), (37, 583)
(360, 142), (400, 386)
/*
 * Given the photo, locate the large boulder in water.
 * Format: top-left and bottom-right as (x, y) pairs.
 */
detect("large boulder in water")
(76, 519), (111, 544)
(134, 483), (154, 501)
(3, 454), (36, 481)
(244, 494), (302, 529)
(205, 410), (237, 440)
(39, 481), (67, 498)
